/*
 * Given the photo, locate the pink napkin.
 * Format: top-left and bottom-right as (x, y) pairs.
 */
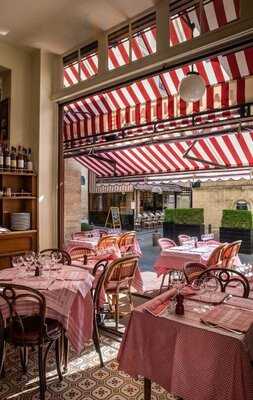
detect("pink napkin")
(225, 296), (253, 310)
(201, 304), (253, 333)
(144, 288), (177, 316)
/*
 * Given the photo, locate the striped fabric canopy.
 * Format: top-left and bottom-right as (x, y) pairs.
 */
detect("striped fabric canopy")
(63, 0), (253, 179)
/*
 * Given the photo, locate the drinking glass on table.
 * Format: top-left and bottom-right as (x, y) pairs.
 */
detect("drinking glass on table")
(23, 251), (36, 275)
(12, 256), (25, 277)
(171, 271), (186, 293)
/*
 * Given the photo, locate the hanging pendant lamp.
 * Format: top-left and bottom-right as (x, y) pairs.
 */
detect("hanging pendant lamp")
(178, 66), (206, 102)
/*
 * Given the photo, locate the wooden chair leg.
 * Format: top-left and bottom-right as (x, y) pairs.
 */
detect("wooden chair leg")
(128, 290), (133, 311)
(115, 293), (119, 331)
(144, 377), (151, 400)
(159, 274), (166, 294)
(0, 339), (5, 378)
(93, 314), (104, 368)
(38, 345), (46, 400)
(20, 346), (28, 373)
(63, 334), (69, 372)
(55, 338), (63, 381)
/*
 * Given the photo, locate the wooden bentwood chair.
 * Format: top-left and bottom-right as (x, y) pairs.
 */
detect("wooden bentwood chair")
(93, 255), (139, 331)
(198, 267), (250, 298)
(68, 246), (96, 265)
(0, 284), (63, 400)
(96, 235), (119, 251)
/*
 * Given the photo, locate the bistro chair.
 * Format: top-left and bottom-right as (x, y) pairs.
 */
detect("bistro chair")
(184, 262), (208, 284)
(206, 243), (227, 268)
(158, 238), (176, 251)
(71, 231), (87, 239)
(68, 246), (96, 265)
(118, 231), (136, 255)
(220, 241), (241, 269)
(0, 283), (63, 400)
(134, 216), (142, 231)
(40, 248), (71, 265)
(97, 235), (119, 251)
(94, 256), (139, 331)
(178, 234), (191, 245)
(158, 238), (176, 293)
(198, 267), (250, 298)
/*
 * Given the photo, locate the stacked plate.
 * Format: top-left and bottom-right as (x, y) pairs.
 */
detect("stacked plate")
(11, 212), (31, 231)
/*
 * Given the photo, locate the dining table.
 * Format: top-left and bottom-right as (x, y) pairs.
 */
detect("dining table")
(0, 264), (94, 354)
(154, 243), (241, 277)
(117, 288), (253, 400)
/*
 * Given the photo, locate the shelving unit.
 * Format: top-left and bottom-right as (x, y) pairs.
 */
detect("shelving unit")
(0, 172), (37, 268)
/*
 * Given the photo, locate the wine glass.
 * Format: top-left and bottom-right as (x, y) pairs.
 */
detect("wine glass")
(12, 256), (25, 277)
(171, 271), (186, 293)
(23, 251), (36, 275)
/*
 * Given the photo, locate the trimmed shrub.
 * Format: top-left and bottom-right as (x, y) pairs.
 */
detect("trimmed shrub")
(164, 208), (204, 225)
(221, 210), (253, 230)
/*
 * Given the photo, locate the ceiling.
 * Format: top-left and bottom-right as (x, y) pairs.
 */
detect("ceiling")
(0, 0), (155, 54)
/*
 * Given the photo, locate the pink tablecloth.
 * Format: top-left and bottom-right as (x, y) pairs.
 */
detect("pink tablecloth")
(0, 266), (94, 354)
(118, 290), (253, 400)
(154, 245), (241, 277)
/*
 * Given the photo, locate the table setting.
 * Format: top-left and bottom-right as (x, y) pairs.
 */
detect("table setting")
(118, 272), (253, 400)
(0, 251), (95, 354)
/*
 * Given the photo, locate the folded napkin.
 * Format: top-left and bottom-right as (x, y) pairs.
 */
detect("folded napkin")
(201, 304), (253, 333)
(144, 288), (177, 316)
(225, 296), (253, 310)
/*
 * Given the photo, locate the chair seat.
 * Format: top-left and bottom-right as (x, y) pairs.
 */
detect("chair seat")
(5, 316), (62, 345)
(105, 281), (129, 292)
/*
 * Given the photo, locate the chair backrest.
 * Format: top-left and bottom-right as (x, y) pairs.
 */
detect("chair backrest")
(118, 231), (136, 249)
(198, 267), (250, 298)
(184, 262), (207, 284)
(0, 283), (47, 344)
(68, 246), (96, 262)
(40, 248), (71, 265)
(220, 241), (241, 268)
(178, 234), (191, 245)
(206, 243), (226, 268)
(71, 231), (86, 239)
(158, 238), (176, 251)
(97, 235), (118, 250)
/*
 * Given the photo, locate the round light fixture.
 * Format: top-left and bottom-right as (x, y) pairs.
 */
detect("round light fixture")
(178, 71), (206, 102)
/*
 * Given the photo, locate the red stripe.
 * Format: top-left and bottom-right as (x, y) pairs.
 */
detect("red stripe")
(221, 82), (229, 108)
(213, 0), (227, 27)
(236, 133), (253, 165)
(237, 78), (245, 104)
(222, 135), (242, 166)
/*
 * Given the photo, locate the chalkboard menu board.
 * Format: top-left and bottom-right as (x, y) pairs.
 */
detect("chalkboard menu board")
(105, 207), (121, 229)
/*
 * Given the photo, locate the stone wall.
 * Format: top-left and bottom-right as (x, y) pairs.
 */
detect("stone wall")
(192, 179), (253, 236)
(64, 159), (89, 241)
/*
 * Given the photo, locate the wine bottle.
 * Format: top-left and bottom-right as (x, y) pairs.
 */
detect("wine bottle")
(17, 145), (24, 170)
(11, 147), (17, 171)
(23, 147), (28, 170)
(27, 148), (33, 172)
(0, 144), (3, 170)
(4, 145), (10, 170)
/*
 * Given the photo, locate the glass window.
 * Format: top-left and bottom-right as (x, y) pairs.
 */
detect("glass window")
(169, 0), (240, 47)
(108, 26), (130, 70)
(236, 200), (249, 210)
(131, 13), (157, 61)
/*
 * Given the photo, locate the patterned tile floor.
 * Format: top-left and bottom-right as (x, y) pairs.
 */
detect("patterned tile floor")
(0, 337), (178, 400)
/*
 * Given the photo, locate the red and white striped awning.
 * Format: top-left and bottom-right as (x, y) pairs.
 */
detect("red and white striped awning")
(63, 1), (253, 180)
(75, 130), (253, 177)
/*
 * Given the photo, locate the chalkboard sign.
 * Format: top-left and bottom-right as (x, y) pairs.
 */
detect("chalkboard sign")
(105, 207), (121, 229)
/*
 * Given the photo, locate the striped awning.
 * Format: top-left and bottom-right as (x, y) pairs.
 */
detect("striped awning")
(63, 1), (253, 179)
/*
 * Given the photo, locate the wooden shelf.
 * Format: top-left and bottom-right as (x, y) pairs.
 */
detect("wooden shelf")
(0, 196), (37, 200)
(0, 171), (36, 176)
(0, 229), (37, 235)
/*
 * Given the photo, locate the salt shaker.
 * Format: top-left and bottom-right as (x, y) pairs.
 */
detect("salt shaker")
(175, 293), (184, 315)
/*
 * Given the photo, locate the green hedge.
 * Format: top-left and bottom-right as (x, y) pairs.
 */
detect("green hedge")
(164, 208), (204, 225)
(221, 209), (253, 230)
(81, 222), (93, 231)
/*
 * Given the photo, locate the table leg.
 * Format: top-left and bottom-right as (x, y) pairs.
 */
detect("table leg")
(63, 334), (69, 372)
(144, 377), (151, 400)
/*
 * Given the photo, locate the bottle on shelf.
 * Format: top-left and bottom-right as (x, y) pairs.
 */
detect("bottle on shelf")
(17, 145), (24, 171)
(11, 146), (17, 171)
(4, 145), (11, 171)
(0, 144), (3, 170)
(27, 148), (33, 172)
(23, 147), (28, 170)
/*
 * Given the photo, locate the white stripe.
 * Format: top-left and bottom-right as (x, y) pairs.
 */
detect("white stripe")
(223, 0), (237, 22)
(235, 51), (249, 77)
(204, 2), (219, 30)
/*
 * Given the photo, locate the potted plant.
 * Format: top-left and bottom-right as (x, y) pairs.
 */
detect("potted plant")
(220, 209), (253, 254)
(163, 208), (204, 243)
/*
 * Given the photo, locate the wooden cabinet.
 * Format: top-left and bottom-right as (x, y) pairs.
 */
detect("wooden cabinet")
(0, 172), (38, 268)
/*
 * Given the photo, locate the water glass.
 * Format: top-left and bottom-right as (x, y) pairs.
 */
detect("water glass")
(12, 256), (25, 277)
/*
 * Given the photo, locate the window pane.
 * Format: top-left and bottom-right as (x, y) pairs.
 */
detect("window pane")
(108, 26), (130, 70)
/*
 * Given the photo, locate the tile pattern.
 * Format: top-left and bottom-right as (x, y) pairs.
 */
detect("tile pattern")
(0, 338), (178, 400)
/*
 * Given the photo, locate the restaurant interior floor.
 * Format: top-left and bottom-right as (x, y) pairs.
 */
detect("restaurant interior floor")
(1, 231), (252, 400)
